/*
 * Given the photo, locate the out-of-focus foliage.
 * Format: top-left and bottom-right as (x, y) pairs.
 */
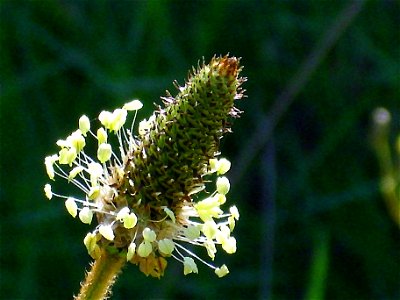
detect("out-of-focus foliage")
(0, 1), (399, 299)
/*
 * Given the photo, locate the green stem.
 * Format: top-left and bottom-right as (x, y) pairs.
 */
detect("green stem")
(304, 229), (330, 300)
(76, 249), (126, 300)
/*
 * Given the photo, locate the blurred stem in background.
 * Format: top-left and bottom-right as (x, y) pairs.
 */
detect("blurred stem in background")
(371, 107), (400, 228)
(243, 2), (365, 296)
(304, 229), (330, 300)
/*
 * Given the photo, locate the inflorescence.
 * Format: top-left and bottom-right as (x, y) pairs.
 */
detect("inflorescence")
(44, 55), (244, 279)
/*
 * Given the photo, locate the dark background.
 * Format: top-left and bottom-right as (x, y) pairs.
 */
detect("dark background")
(1, 1), (399, 299)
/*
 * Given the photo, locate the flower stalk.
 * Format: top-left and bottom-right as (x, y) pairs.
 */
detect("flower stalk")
(76, 249), (125, 300)
(44, 55), (245, 298)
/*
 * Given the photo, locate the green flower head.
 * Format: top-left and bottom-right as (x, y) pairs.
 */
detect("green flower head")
(44, 55), (245, 278)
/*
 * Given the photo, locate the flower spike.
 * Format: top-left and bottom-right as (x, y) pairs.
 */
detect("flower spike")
(43, 55), (245, 283)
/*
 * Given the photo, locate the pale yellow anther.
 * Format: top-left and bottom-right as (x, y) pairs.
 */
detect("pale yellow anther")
(228, 215), (236, 231)
(79, 115), (90, 136)
(216, 158), (231, 175)
(58, 147), (77, 166)
(142, 227), (156, 242)
(88, 186), (100, 200)
(214, 193), (226, 205)
(123, 99), (143, 111)
(83, 232), (97, 253)
(209, 158), (218, 173)
(68, 130), (86, 152)
(216, 230), (226, 245)
(195, 196), (219, 211)
(222, 236), (236, 254)
(202, 220), (218, 239)
(97, 143), (112, 163)
(216, 225), (231, 244)
(163, 207), (176, 223)
(116, 207), (130, 220)
(202, 207), (222, 222)
(98, 110), (113, 130)
(99, 224), (114, 241)
(44, 184), (52, 200)
(65, 197), (78, 218)
(79, 207), (93, 224)
(137, 241), (152, 257)
(216, 176), (230, 195)
(110, 108), (127, 132)
(123, 213), (137, 229)
(204, 240), (217, 259)
(88, 162), (103, 186)
(229, 206), (240, 220)
(56, 139), (69, 148)
(215, 265), (229, 277)
(44, 154), (58, 180)
(183, 257), (198, 275)
(127, 242), (136, 261)
(184, 225), (201, 240)
(68, 166), (84, 181)
(88, 162), (103, 177)
(220, 224), (231, 236)
(58, 148), (70, 165)
(97, 127), (108, 145)
(195, 197), (223, 221)
(158, 239), (175, 256)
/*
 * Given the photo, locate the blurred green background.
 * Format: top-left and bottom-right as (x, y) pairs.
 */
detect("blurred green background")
(1, 0), (399, 299)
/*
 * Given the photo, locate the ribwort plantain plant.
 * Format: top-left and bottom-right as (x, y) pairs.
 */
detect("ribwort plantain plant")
(44, 55), (246, 299)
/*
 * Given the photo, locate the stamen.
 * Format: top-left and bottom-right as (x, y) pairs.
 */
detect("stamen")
(174, 243), (217, 270)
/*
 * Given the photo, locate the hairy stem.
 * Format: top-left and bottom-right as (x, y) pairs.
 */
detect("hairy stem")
(76, 249), (125, 300)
